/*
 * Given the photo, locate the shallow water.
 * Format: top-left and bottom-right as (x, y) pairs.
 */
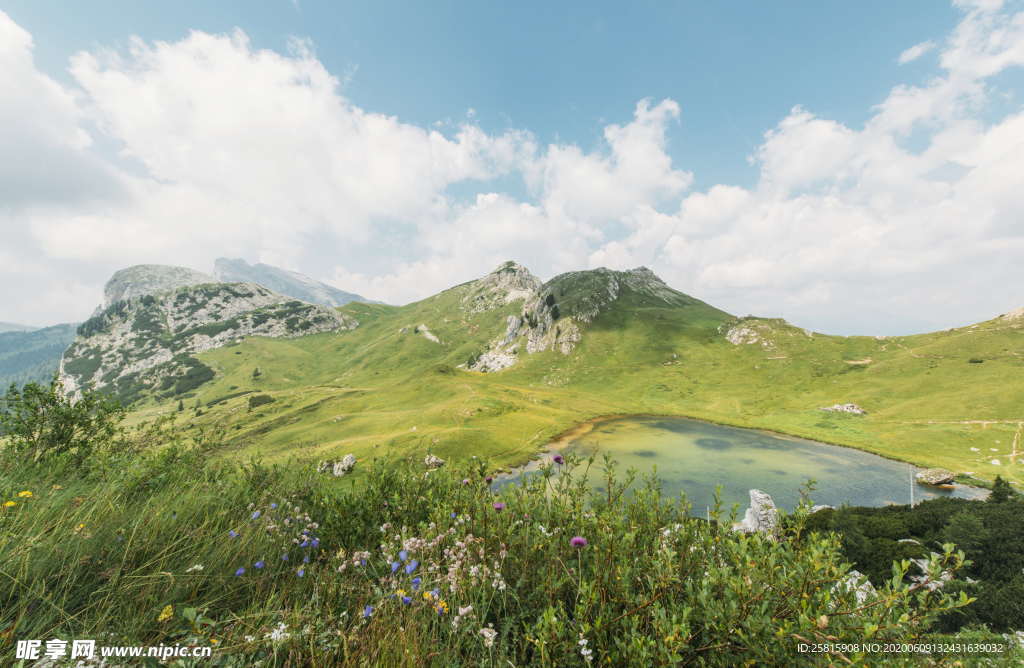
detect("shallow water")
(502, 416), (986, 511)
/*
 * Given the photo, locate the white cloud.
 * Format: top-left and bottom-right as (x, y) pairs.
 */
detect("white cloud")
(1, 2), (1023, 336)
(899, 40), (937, 64)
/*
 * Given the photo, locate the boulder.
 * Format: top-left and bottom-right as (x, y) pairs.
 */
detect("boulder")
(810, 504), (834, 514)
(833, 569), (877, 605)
(736, 489), (779, 536)
(317, 454), (356, 477)
(915, 468), (955, 485)
(424, 454), (446, 469)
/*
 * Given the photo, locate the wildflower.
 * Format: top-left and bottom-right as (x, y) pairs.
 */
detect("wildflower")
(51, 484), (63, 490)
(423, 591), (433, 601)
(485, 476), (493, 484)
(297, 568), (305, 577)
(363, 605), (373, 618)
(235, 567), (245, 576)
(311, 538), (320, 549)
(265, 622), (290, 643)
(391, 561), (401, 573)
(462, 478), (470, 485)
(281, 553), (289, 561)
(270, 503), (278, 509)
(228, 530), (239, 539)
(74, 523), (85, 532)
(405, 560), (419, 575)
(570, 536), (588, 548)
(17, 490), (32, 498)
(157, 605), (173, 623)
(411, 577), (422, 590)
(402, 596), (412, 605)
(254, 560), (265, 569)
(399, 549), (408, 562)
(3, 501), (15, 508)
(435, 600), (449, 615)
(493, 502), (506, 511)
(303, 555), (310, 563)
(450, 512), (457, 518)
(299, 540), (309, 548)
(185, 564), (204, 573)
(251, 510), (261, 520)
(553, 454), (565, 464)
(480, 625), (497, 648)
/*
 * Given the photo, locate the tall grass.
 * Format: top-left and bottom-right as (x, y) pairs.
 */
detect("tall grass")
(0, 439), (1012, 666)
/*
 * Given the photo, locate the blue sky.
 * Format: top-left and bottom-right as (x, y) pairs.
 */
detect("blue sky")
(1, 1), (1023, 334)
(5, 0), (964, 191)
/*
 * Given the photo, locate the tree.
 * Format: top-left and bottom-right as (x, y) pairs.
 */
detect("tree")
(252, 367), (262, 380)
(177, 399), (185, 412)
(989, 475), (1013, 503)
(0, 381), (125, 465)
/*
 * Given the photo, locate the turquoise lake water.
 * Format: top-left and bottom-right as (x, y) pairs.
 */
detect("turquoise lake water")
(502, 415), (986, 512)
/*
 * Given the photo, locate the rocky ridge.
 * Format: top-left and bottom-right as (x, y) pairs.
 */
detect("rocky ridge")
(60, 277), (357, 402)
(465, 264), (698, 373)
(214, 258), (377, 307)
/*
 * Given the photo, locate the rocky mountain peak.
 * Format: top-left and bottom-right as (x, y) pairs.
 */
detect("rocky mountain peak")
(460, 261), (542, 313)
(103, 265), (214, 309)
(213, 258), (377, 307)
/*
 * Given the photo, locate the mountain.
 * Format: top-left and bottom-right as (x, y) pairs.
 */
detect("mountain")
(213, 258), (378, 307)
(70, 260), (1023, 486)
(0, 324), (78, 390)
(59, 267), (358, 404)
(0, 322), (37, 333)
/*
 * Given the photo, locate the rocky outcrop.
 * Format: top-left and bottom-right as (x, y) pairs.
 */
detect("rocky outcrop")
(459, 261), (542, 313)
(467, 265), (706, 373)
(414, 324), (441, 344)
(318, 454), (356, 476)
(102, 265), (214, 310)
(915, 468), (955, 485)
(424, 454), (446, 469)
(736, 489), (780, 536)
(909, 553), (953, 591)
(821, 403), (867, 415)
(214, 258), (378, 307)
(60, 279), (357, 401)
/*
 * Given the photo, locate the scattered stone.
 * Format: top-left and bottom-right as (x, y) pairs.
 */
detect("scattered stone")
(810, 504), (834, 514)
(820, 403), (867, 415)
(991, 459), (1002, 466)
(424, 454), (446, 469)
(317, 454), (356, 477)
(735, 489), (779, 536)
(916, 468), (956, 485)
(833, 570), (877, 604)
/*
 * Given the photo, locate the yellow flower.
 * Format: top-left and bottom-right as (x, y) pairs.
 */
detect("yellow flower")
(2, 501), (15, 508)
(396, 589), (407, 597)
(210, 638), (219, 645)
(157, 605), (173, 623)
(51, 484), (63, 490)
(17, 491), (32, 498)
(422, 592), (432, 601)
(74, 523), (85, 533)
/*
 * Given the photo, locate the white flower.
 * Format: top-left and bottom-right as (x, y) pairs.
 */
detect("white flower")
(479, 625), (497, 648)
(264, 622), (290, 643)
(185, 564), (204, 573)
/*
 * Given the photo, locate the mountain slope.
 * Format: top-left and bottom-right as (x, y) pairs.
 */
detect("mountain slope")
(0, 322), (37, 333)
(0, 324), (78, 389)
(99, 261), (1024, 484)
(214, 258), (378, 307)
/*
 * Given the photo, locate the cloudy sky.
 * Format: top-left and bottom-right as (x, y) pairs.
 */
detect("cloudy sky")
(2, 0), (1023, 335)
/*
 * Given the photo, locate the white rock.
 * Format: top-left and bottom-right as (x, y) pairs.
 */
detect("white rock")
(736, 489), (779, 536)
(424, 454), (446, 469)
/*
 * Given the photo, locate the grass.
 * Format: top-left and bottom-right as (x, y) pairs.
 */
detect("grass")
(120, 272), (1024, 487)
(0, 441), (1007, 666)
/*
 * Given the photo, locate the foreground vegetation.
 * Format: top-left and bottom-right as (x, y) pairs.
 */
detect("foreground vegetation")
(2, 384), (1021, 665)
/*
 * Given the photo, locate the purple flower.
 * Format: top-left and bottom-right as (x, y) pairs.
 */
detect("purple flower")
(270, 503), (278, 509)
(462, 478), (470, 485)
(485, 476), (493, 484)
(299, 540), (309, 548)
(398, 550), (408, 562)
(493, 502), (506, 511)
(254, 560), (265, 569)
(297, 568), (305, 577)
(402, 596), (412, 605)
(405, 560), (419, 574)
(391, 561), (401, 573)
(431, 588), (440, 599)
(570, 536), (588, 548)
(363, 605), (373, 618)
(311, 538), (319, 549)
(411, 577), (421, 590)
(251, 510), (261, 520)
(552, 454), (564, 465)
(303, 555), (310, 563)
(235, 567), (245, 576)
(450, 512), (457, 518)
(228, 530), (239, 539)
(281, 553), (289, 561)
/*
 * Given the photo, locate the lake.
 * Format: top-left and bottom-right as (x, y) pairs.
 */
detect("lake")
(500, 415), (986, 512)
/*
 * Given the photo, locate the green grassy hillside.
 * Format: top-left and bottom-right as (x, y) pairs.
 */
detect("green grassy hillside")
(125, 266), (1024, 485)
